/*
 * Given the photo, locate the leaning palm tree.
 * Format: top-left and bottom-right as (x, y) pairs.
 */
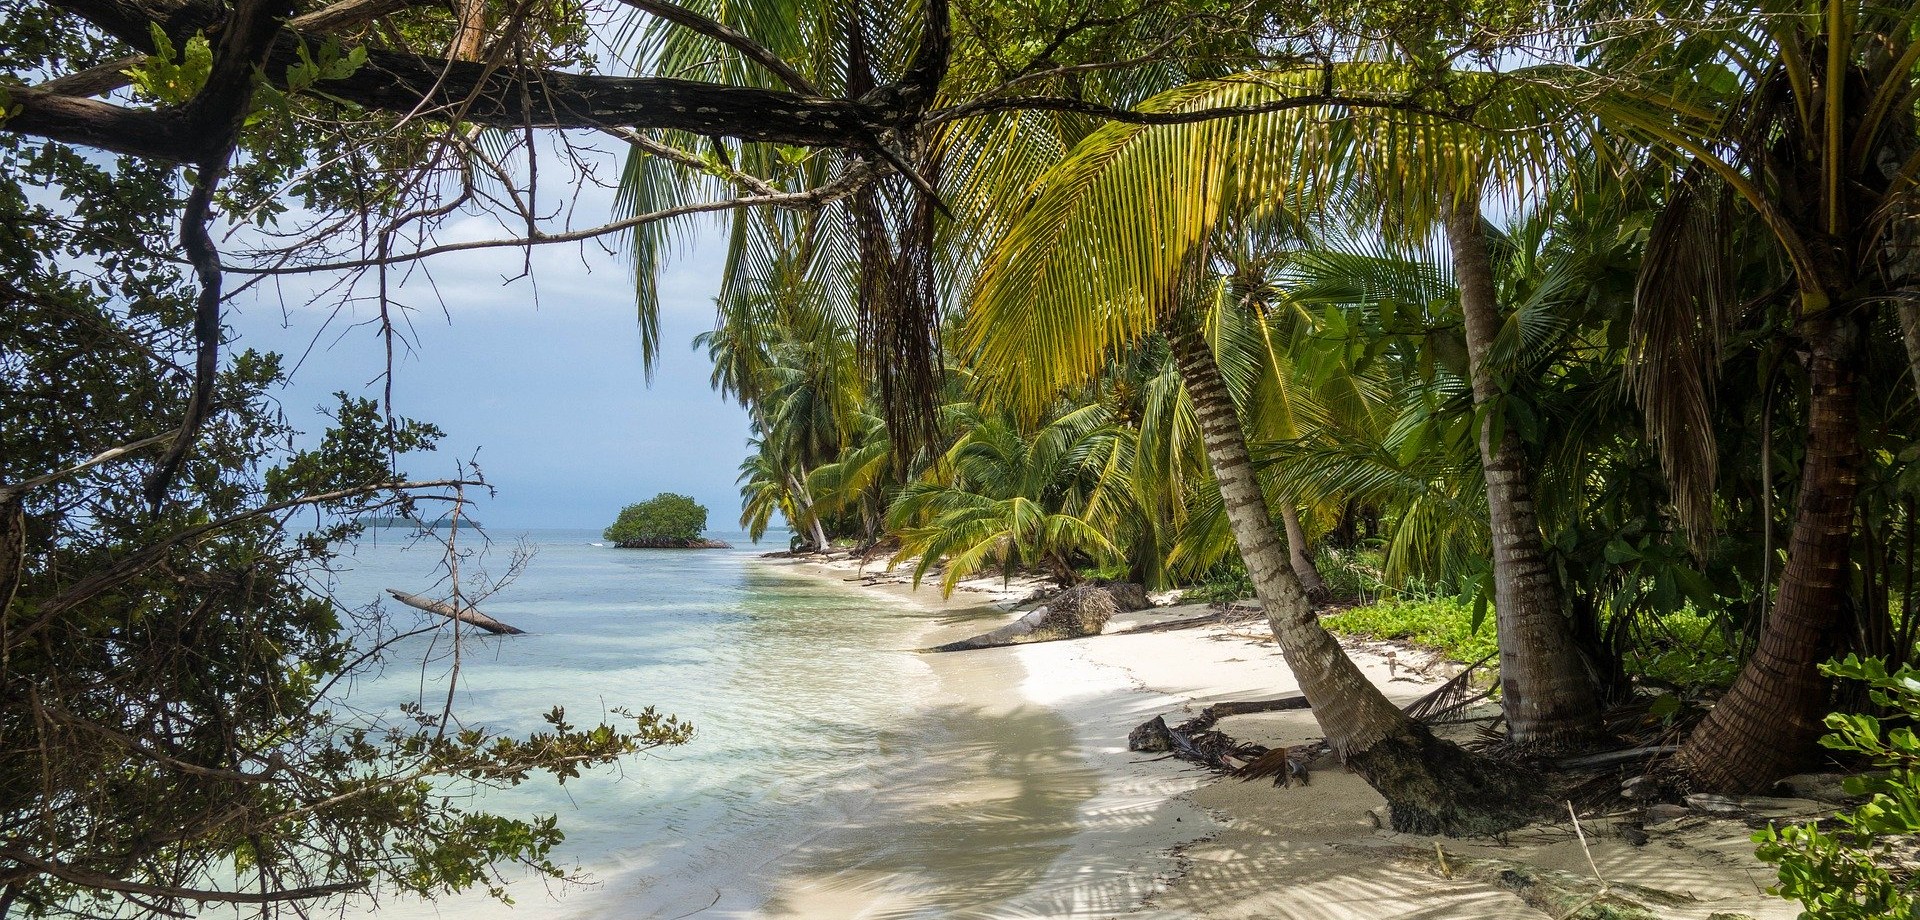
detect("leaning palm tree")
(969, 61), (1611, 757)
(966, 71), (1555, 833)
(1567, 0), (1920, 790)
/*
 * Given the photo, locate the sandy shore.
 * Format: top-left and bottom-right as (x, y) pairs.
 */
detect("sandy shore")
(763, 552), (1803, 920)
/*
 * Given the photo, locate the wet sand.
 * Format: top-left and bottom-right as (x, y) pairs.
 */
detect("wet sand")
(752, 561), (1215, 919)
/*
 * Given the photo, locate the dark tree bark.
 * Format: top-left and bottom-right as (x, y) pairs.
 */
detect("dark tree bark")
(1167, 317), (1546, 835)
(12, 0), (949, 161)
(1675, 311), (1863, 791)
(1444, 192), (1608, 753)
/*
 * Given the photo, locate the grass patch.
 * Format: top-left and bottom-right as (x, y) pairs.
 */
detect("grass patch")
(1176, 567), (1254, 605)
(1322, 597), (1497, 664)
(1621, 609), (1740, 689)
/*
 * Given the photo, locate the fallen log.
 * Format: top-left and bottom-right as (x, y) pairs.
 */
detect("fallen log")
(1207, 695), (1311, 718)
(385, 589), (525, 635)
(927, 581), (1149, 652)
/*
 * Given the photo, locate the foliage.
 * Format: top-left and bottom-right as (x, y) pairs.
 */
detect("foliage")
(888, 404), (1126, 593)
(605, 492), (711, 543)
(0, 114), (686, 916)
(1322, 598), (1499, 664)
(1619, 609), (1739, 691)
(1177, 565), (1256, 605)
(1314, 546), (1392, 604)
(1755, 656), (1920, 920)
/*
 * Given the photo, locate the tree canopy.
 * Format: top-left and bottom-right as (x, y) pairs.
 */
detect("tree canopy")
(9, 0), (1920, 909)
(606, 493), (711, 544)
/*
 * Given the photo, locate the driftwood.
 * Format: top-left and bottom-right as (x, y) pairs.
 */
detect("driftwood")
(1128, 695), (1312, 774)
(928, 581), (1150, 652)
(386, 589), (525, 635)
(1557, 745), (1681, 772)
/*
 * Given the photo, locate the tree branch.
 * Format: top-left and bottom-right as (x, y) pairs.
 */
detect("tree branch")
(225, 167), (872, 275)
(0, 849), (363, 906)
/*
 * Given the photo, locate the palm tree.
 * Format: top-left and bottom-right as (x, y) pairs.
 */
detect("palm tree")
(1572, 0), (1920, 789)
(887, 404), (1126, 592)
(965, 73), (1549, 832)
(1443, 188), (1609, 750)
(967, 62), (1614, 752)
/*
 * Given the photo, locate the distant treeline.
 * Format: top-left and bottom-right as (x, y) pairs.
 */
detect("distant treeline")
(362, 515), (484, 529)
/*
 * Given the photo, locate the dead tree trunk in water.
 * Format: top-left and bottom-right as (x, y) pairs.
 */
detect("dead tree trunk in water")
(386, 589), (525, 635)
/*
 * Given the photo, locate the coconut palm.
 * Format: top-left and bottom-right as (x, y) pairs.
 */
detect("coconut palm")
(963, 70), (1572, 832)
(887, 404), (1127, 593)
(1569, 0), (1920, 790)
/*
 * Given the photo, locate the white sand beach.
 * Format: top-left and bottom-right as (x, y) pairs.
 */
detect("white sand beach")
(761, 552), (1803, 920)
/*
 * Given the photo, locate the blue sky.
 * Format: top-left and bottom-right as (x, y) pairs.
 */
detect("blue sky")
(229, 200), (757, 532)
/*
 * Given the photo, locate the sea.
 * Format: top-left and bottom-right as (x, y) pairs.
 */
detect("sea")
(321, 527), (1122, 919)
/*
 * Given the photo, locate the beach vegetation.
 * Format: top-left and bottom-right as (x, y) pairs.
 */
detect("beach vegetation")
(1756, 656), (1920, 920)
(1323, 598), (1499, 666)
(0, 133), (689, 915)
(11, 0), (1920, 907)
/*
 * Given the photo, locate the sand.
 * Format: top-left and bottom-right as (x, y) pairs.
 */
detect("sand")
(763, 552), (1804, 920)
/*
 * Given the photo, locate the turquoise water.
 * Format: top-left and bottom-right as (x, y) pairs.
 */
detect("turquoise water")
(328, 527), (954, 916)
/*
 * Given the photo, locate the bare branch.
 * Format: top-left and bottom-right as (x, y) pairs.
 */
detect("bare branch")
(225, 167), (873, 276)
(0, 429), (180, 503)
(0, 849), (363, 906)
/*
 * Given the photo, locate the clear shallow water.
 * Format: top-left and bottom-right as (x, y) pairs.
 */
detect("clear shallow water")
(327, 527), (966, 917)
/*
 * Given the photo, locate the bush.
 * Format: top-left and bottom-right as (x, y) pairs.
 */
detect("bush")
(1321, 597), (1497, 663)
(1754, 655), (1920, 920)
(1177, 565), (1255, 605)
(605, 493), (709, 543)
(1314, 546), (1389, 603)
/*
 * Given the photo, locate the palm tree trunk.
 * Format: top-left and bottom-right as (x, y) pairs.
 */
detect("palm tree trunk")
(1278, 500), (1330, 603)
(1675, 311), (1863, 791)
(1167, 317), (1542, 835)
(1444, 193), (1607, 752)
(784, 473), (829, 551)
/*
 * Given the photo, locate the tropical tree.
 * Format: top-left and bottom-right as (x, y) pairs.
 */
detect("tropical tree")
(888, 404), (1126, 592)
(1573, 0), (1920, 790)
(963, 73), (1554, 832)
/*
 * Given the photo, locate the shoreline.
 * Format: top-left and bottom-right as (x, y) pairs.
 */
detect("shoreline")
(760, 552), (1801, 920)
(750, 554), (1221, 918)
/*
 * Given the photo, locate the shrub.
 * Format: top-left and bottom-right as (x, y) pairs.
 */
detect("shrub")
(1177, 565), (1255, 605)
(1321, 597), (1497, 664)
(1754, 655), (1920, 920)
(605, 493), (709, 543)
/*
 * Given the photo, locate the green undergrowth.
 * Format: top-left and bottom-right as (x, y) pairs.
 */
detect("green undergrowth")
(1175, 567), (1255, 605)
(1620, 608), (1740, 689)
(1322, 597), (1497, 664)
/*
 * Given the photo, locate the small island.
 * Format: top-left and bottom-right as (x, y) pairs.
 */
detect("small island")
(605, 493), (730, 549)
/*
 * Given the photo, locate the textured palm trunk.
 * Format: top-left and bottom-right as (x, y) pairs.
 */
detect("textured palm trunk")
(783, 473), (830, 551)
(1444, 194), (1608, 752)
(1168, 318), (1541, 835)
(451, 0), (486, 61)
(1675, 311), (1863, 791)
(1278, 501), (1330, 603)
